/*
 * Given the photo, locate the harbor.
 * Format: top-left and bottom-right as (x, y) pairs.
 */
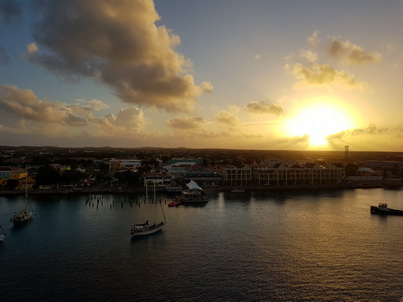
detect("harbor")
(1, 188), (403, 301)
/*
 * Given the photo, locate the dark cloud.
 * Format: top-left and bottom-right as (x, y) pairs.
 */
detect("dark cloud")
(326, 124), (390, 144)
(245, 101), (283, 116)
(0, 0), (21, 23)
(328, 37), (382, 65)
(166, 116), (204, 129)
(215, 111), (239, 127)
(291, 63), (367, 90)
(29, 0), (208, 112)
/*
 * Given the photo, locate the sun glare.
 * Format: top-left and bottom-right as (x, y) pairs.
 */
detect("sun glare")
(287, 104), (352, 147)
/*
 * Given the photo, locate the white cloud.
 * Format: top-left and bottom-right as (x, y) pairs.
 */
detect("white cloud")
(28, 0), (210, 113)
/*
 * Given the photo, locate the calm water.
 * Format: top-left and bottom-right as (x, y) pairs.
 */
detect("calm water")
(1, 188), (403, 301)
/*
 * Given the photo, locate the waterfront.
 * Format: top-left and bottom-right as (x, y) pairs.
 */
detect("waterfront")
(1, 188), (403, 301)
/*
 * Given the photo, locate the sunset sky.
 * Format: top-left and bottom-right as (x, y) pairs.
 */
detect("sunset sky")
(1, 0), (403, 151)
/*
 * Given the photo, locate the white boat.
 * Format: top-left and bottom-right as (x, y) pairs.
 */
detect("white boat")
(131, 182), (166, 237)
(179, 180), (208, 204)
(0, 225), (6, 242)
(131, 220), (165, 236)
(11, 171), (33, 226)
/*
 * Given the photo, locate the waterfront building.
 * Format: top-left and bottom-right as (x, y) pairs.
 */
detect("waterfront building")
(222, 162), (346, 187)
(0, 166), (27, 180)
(184, 165), (222, 186)
(222, 166), (252, 186)
(143, 171), (171, 187)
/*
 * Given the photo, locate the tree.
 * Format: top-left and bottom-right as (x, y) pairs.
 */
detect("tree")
(345, 163), (359, 176)
(36, 165), (61, 186)
(6, 179), (19, 190)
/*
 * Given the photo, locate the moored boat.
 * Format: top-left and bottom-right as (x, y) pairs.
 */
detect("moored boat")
(131, 220), (165, 236)
(370, 203), (403, 216)
(168, 200), (182, 207)
(10, 171), (33, 226)
(130, 182), (167, 237)
(179, 180), (208, 204)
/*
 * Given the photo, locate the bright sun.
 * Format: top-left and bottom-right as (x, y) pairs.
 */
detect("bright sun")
(287, 104), (352, 147)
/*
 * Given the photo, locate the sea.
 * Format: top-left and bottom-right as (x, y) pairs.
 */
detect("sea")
(1, 188), (403, 302)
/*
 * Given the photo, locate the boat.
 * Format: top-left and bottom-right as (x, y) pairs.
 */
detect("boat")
(10, 171), (33, 226)
(370, 203), (403, 216)
(131, 220), (165, 236)
(131, 182), (166, 237)
(0, 225), (6, 242)
(168, 200), (182, 207)
(179, 180), (208, 204)
(165, 180), (183, 194)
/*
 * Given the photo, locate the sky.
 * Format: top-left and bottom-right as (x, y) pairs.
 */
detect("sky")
(1, 0), (403, 151)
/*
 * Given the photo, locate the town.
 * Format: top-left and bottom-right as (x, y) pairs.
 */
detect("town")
(1, 145), (403, 196)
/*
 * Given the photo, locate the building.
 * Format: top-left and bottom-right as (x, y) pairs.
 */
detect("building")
(222, 166), (252, 186)
(184, 165), (222, 186)
(222, 162), (346, 187)
(143, 171), (171, 187)
(108, 159), (142, 173)
(0, 166), (27, 180)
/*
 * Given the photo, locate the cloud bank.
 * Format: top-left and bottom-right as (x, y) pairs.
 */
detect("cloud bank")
(286, 32), (382, 91)
(245, 101), (284, 116)
(28, 0), (209, 113)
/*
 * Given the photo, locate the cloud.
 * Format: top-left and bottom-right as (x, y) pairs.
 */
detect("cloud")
(215, 111), (239, 127)
(290, 63), (368, 90)
(27, 43), (38, 54)
(328, 36), (382, 65)
(0, 85), (87, 126)
(201, 81), (214, 94)
(0, 0), (21, 23)
(299, 49), (318, 63)
(166, 116), (204, 129)
(0, 85), (148, 144)
(28, 0), (209, 113)
(245, 101), (284, 116)
(325, 124), (393, 149)
(307, 31), (320, 46)
(105, 107), (144, 129)
(72, 99), (109, 112)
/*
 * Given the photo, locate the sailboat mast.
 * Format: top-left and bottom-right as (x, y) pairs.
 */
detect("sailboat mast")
(145, 180), (148, 200)
(153, 181), (156, 202)
(25, 167), (28, 208)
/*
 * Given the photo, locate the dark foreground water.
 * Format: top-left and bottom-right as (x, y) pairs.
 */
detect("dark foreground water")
(1, 188), (403, 301)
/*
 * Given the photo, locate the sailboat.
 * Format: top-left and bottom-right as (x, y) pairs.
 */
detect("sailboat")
(0, 225), (6, 242)
(10, 170), (33, 226)
(131, 182), (166, 237)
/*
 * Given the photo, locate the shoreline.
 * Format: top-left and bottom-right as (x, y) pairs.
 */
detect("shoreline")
(0, 183), (399, 197)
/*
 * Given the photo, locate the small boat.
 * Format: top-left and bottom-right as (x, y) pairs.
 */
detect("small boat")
(370, 203), (403, 216)
(11, 172), (33, 226)
(131, 182), (166, 237)
(179, 180), (208, 204)
(0, 225), (6, 242)
(168, 200), (182, 207)
(131, 220), (165, 236)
